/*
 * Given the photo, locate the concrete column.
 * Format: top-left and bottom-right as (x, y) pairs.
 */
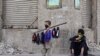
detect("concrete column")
(0, 0), (2, 42)
(91, 0), (97, 43)
(0, 0), (2, 27)
(97, 0), (100, 45)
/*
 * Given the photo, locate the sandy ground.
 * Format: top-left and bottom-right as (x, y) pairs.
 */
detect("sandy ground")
(0, 53), (100, 56)
(0, 54), (69, 56)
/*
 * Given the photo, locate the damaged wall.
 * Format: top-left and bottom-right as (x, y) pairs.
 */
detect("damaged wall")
(2, 29), (39, 54)
(0, 0), (96, 55)
(97, 0), (100, 45)
(38, 0), (93, 36)
(0, 0), (2, 42)
(38, 0), (94, 53)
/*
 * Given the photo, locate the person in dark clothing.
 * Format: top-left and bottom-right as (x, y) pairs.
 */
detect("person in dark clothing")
(70, 29), (89, 56)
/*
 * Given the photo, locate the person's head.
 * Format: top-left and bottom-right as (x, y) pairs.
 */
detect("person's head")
(78, 29), (84, 36)
(44, 20), (51, 29)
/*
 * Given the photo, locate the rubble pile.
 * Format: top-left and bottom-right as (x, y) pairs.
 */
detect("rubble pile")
(0, 42), (27, 55)
(87, 41), (100, 56)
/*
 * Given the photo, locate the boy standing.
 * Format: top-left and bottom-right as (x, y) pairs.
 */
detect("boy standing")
(42, 20), (52, 56)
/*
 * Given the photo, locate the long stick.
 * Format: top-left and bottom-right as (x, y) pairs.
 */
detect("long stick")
(30, 17), (38, 26)
(34, 22), (67, 33)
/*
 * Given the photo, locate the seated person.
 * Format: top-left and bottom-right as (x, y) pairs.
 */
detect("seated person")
(70, 29), (89, 56)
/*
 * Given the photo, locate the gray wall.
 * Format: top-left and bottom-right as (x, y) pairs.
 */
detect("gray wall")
(38, 0), (94, 38)
(0, 0), (2, 42)
(97, 0), (100, 45)
(38, 0), (92, 33)
(0, 0), (96, 54)
(2, 29), (38, 53)
(37, 0), (94, 53)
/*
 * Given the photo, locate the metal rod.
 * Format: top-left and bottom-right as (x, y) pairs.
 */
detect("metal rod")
(30, 17), (38, 26)
(34, 22), (67, 33)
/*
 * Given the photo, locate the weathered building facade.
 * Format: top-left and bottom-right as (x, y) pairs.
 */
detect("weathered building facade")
(0, 0), (99, 55)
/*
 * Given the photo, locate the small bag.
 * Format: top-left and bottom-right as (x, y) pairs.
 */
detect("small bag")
(52, 28), (57, 38)
(36, 33), (40, 45)
(52, 27), (60, 38)
(56, 27), (60, 38)
(41, 32), (45, 44)
(32, 33), (37, 43)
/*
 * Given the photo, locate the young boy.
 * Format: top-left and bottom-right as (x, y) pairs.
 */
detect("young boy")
(70, 29), (89, 56)
(42, 20), (52, 56)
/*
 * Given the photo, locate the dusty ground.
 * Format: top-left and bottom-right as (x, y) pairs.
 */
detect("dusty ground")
(0, 53), (99, 56)
(0, 54), (68, 56)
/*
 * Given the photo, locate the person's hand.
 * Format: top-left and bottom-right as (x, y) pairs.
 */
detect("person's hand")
(76, 38), (80, 40)
(76, 35), (82, 40)
(79, 35), (82, 37)
(75, 38), (82, 42)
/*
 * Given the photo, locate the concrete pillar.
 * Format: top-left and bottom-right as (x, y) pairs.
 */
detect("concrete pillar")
(91, 0), (97, 43)
(97, 0), (100, 45)
(0, 0), (2, 42)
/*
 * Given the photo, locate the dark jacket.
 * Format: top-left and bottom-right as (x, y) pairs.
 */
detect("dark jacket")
(70, 35), (89, 56)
